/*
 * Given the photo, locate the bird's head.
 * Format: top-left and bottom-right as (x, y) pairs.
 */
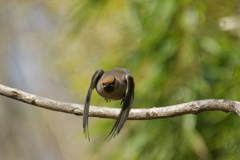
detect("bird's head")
(102, 76), (116, 93)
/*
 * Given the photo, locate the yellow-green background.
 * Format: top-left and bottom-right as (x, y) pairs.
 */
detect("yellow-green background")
(0, 0), (240, 159)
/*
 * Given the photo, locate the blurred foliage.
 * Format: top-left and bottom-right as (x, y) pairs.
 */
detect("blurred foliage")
(55, 0), (240, 159)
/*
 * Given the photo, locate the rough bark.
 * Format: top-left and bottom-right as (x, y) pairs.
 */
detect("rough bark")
(0, 84), (240, 120)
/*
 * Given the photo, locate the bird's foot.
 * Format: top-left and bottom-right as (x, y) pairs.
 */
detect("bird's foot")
(120, 98), (125, 105)
(105, 99), (111, 103)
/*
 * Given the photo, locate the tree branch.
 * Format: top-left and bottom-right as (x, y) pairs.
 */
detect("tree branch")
(0, 84), (240, 120)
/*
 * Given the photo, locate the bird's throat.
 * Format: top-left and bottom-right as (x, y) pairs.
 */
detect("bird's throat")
(104, 86), (114, 93)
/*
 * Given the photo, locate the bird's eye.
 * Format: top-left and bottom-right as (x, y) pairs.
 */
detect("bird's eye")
(111, 80), (115, 85)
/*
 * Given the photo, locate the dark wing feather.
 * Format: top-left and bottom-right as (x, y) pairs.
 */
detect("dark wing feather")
(83, 69), (104, 141)
(106, 74), (134, 141)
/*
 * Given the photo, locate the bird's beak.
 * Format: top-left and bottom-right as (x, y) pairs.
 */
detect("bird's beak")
(104, 82), (111, 87)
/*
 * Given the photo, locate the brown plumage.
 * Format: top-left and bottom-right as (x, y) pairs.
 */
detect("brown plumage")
(102, 76), (115, 84)
(83, 68), (134, 141)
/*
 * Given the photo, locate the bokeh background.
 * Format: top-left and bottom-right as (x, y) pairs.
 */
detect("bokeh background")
(1, 0), (240, 159)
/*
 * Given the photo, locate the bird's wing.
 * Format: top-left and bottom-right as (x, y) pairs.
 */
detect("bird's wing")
(83, 69), (104, 140)
(106, 74), (134, 140)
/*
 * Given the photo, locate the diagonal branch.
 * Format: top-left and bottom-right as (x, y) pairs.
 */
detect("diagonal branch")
(0, 84), (240, 120)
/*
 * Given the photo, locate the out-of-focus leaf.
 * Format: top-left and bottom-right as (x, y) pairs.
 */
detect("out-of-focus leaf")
(54, 0), (240, 159)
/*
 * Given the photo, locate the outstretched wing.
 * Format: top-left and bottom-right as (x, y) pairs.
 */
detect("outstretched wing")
(106, 74), (134, 141)
(83, 69), (104, 140)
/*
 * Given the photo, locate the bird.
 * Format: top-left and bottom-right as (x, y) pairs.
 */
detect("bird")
(83, 68), (134, 141)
